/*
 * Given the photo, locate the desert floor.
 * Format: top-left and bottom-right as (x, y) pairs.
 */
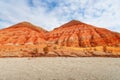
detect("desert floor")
(0, 57), (120, 80)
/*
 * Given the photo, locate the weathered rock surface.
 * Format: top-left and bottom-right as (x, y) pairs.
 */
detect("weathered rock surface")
(0, 22), (47, 45)
(47, 20), (120, 47)
(0, 20), (120, 57)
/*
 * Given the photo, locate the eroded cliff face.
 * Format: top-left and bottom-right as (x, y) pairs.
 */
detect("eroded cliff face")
(0, 22), (48, 45)
(0, 20), (120, 57)
(47, 20), (120, 47)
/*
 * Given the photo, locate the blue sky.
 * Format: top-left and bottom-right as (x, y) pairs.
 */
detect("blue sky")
(0, 0), (120, 32)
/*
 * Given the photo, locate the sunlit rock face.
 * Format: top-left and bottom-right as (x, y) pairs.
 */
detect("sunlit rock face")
(0, 20), (120, 57)
(47, 20), (120, 47)
(0, 20), (120, 47)
(0, 22), (48, 45)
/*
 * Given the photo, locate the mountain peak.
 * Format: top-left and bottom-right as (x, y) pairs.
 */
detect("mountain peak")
(69, 20), (83, 23)
(5, 21), (47, 32)
(20, 21), (31, 23)
(15, 21), (34, 27)
(57, 20), (85, 29)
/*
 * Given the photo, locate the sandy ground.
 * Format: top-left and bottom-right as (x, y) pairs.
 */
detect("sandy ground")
(0, 57), (120, 80)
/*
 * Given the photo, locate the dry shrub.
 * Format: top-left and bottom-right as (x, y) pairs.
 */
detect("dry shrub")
(43, 46), (49, 54)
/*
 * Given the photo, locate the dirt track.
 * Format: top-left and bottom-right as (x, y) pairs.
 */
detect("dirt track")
(0, 57), (120, 80)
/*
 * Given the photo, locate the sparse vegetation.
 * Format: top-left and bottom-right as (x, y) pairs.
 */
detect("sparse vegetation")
(103, 46), (107, 52)
(43, 46), (49, 54)
(53, 46), (57, 50)
(28, 48), (39, 57)
(0, 45), (120, 57)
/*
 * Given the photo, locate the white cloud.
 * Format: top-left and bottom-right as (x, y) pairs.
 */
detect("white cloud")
(0, 0), (120, 32)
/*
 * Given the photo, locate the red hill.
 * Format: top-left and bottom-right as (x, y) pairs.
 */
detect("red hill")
(47, 20), (120, 47)
(0, 22), (47, 45)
